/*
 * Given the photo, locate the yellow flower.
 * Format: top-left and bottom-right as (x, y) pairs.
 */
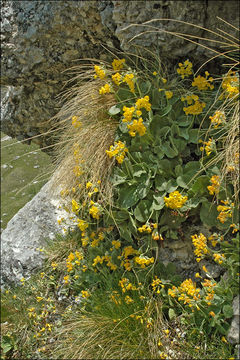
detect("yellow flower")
(191, 233), (208, 262)
(192, 72), (214, 91)
(71, 199), (79, 213)
(153, 71), (157, 76)
(135, 96), (151, 111)
(112, 72), (121, 85)
(89, 204), (101, 220)
(209, 311), (215, 317)
(217, 199), (233, 223)
(106, 141), (128, 164)
(94, 65), (105, 79)
(165, 90), (173, 99)
(164, 190), (188, 209)
(199, 138), (215, 157)
(112, 240), (121, 249)
(112, 58), (125, 71)
(81, 290), (90, 298)
(177, 60), (193, 79)
(127, 118), (146, 137)
(122, 73), (135, 93)
(207, 175), (220, 195)
(209, 110), (226, 128)
(183, 100), (206, 115)
(99, 83), (111, 95)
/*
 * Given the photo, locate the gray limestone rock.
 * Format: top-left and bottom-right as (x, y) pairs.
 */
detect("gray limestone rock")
(1, 0), (239, 148)
(227, 295), (240, 345)
(0, 178), (75, 287)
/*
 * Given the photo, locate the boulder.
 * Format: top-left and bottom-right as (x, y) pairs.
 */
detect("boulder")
(227, 295), (240, 345)
(0, 178), (74, 287)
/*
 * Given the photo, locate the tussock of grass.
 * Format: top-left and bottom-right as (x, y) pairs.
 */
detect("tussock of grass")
(48, 68), (118, 206)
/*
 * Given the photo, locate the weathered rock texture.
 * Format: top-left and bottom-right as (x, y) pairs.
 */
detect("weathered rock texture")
(227, 295), (240, 345)
(1, 0), (239, 148)
(0, 178), (74, 287)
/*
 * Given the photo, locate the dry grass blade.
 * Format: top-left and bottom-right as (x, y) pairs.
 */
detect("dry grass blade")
(48, 67), (118, 205)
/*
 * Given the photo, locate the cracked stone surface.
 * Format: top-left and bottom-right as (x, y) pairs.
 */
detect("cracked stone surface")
(1, 0), (239, 148)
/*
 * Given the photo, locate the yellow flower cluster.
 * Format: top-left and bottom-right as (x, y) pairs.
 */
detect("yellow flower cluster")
(138, 224), (152, 233)
(122, 106), (136, 122)
(89, 201), (101, 220)
(111, 240), (121, 249)
(181, 94), (199, 104)
(119, 277), (138, 293)
(135, 96), (152, 111)
(110, 290), (121, 305)
(72, 115), (82, 128)
(125, 295), (134, 304)
(134, 255), (154, 268)
(92, 255), (117, 271)
(72, 199), (79, 213)
(199, 138), (215, 156)
(94, 65), (105, 79)
(81, 290), (90, 298)
(106, 141), (128, 164)
(112, 72), (122, 86)
(208, 233), (223, 247)
(202, 279), (216, 305)
(118, 246), (138, 271)
(90, 231), (104, 247)
(191, 233), (208, 262)
(213, 253), (225, 265)
(99, 83), (111, 95)
(207, 175), (220, 195)
(191, 71), (214, 91)
(151, 276), (165, 294)
(183, 99), (206, 115)
(66, 250), (83, 272)
(221, 70), (239, 99)
(164, 190), (188, 209)
(177, 60), (193, 79)
(122, 73), (135, 93)
(217, 199), (234, 223)
(127, 117), (146, 137)
(165, 90), (173, 99)
(112, 58), (125, 71)
(168, 279), (201, 308)
(209, 110), (226, 128)
(77, 219), (88, 232)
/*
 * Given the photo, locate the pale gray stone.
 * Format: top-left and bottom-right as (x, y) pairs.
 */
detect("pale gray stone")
(227, 295), (240, 345)
(1, 178), (75, 287)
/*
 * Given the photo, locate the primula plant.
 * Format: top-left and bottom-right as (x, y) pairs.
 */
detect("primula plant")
(54, 56), (239, 340)
(1, 55), (239, 359)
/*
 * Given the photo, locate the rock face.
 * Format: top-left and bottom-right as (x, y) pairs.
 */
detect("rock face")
(227, 295), (240, 345)
(1, 0), (239, 148)
(0, 179), (74, 287)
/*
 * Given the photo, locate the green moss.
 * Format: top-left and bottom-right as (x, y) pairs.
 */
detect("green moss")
(1, 133), (54, 229)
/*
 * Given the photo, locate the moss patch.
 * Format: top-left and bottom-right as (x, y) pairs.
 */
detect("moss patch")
(1, 133), (54, 230)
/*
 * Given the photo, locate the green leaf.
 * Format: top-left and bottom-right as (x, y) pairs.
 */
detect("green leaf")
(200, 200), (219, 228)
(119, 222), (133, 242)
(168, 308), (176, 320)
(118, 185), (140, 208)
(134, 200), (152, 222)
(116, 88), (133, 102)
(179, 127), (189, 140)
(159, 104), (172, 117)
(175, 164), (183, 177)
(189, 175), (210, 196)
(223, 304), (233, 318)
(108, 105), (121, 115)
(189, 128), (200, 143)
(162, 141), (178, 158)
(152, 195), (165, 210)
